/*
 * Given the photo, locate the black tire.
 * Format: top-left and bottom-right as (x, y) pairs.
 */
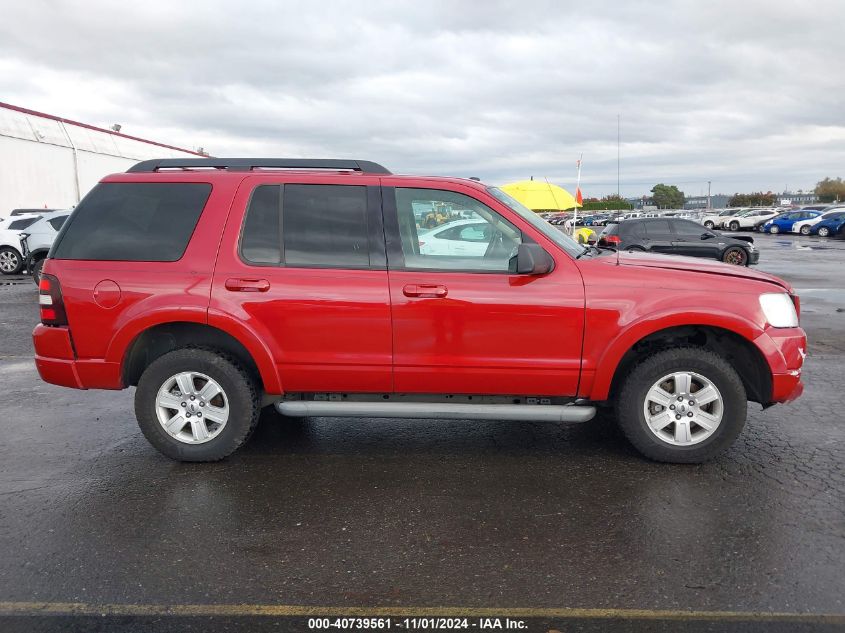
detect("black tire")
(135, 348), (260, 461)
(0, 246), (23, 275)
(615, 348), (747, 463)
(722, 246), (749, 266)
(30, 258), (45, 284)
(729, 221), (740, 231)
(704, 221), (715, 229)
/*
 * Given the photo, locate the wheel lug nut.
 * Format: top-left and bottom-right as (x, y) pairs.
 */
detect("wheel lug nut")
(200, 402), (205, 407)
(689, 400), (695, 406)
(190, 396), (195, 401)
(197, 412), (202, 417)
(186, 413), (191, 417)
(181, 402), (186, 407)
(687, 412), (694, 417)
(670, 405), (675, 410)
(677, 396), (683, 401)
(675, 414), (681, 420)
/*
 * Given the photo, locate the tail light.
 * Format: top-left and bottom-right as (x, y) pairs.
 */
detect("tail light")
(418, 241), (426, 247)
(601, 234), (622, 246)
(791, 294), (801, 320)
(39, 273), (68, 326)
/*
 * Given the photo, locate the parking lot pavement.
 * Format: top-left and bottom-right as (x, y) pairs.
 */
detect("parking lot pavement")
(0, 233), (843, 630)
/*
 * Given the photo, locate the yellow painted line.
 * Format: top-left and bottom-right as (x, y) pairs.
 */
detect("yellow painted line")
(0, 602), (842, 622)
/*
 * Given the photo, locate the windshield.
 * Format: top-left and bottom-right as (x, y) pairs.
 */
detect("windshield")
(487, 186), (584, 257)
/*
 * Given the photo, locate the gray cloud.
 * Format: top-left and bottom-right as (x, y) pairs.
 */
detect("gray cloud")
(1, 0), (843, 196)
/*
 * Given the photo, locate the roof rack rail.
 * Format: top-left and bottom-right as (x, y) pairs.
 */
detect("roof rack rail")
(126, 158), (391, 174)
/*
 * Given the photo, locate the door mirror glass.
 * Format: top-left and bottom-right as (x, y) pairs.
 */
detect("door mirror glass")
(509, 243), (554, 275)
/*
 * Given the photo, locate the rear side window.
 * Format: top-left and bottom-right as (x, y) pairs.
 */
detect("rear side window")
(7, 217), (39, 230)
(240, 184), (369, 268)
(645, 219), (671, 236)
(48, 216), (67, 231)
(52, 183), (211, 261)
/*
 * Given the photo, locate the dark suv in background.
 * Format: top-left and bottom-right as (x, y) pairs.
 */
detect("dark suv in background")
(599, 218), (759, 266)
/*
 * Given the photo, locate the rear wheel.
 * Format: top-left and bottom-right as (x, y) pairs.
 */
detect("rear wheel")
(769, 225), (780, 234)
(722, 246), (748, 266)
(30, 258), (45, 284)
(135, 348), (260, 461)
(615, 348), (747, 463)
(800, 225), (811, 235)
(818, 226), (831, 237)
(0, 247), (23, 275)
(729, 221), (740, 231)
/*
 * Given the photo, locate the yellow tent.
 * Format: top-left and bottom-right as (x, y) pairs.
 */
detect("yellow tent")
(500, 180), (581, 211)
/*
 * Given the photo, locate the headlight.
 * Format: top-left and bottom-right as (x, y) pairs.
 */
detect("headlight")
(759, 293), (799, 328)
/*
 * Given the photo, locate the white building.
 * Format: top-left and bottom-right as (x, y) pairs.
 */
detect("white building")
(0, 102), (203, 217)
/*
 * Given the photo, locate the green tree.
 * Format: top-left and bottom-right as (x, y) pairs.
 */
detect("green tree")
(581, 194), (632, 211)
(728, 191), (776, 206)
(650, 184), (685, 209)
(815, 177), (845, 203)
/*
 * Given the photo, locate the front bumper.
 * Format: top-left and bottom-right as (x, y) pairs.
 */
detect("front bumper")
(748, 249), (760, 265)
(753, 326), (807, 404)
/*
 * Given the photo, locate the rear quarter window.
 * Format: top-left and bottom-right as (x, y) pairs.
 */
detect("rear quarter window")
(7, 217), (39, 230)
(51, 183), (211, 261)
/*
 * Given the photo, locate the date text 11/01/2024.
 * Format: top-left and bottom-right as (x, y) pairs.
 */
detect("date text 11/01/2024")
(307, 617), (528, 629)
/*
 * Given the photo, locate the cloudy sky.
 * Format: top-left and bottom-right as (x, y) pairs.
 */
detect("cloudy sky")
(1, 0), (843, 197)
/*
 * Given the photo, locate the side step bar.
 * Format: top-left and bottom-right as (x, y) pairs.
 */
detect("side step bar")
(275, 401), (596, 423)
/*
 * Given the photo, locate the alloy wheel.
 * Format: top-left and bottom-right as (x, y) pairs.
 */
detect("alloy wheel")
(155, 371), (229, 444)
(642, 372), (723, 446)
(724, 249), (748, 265)
(0, 250), (19, 273)
(818, 227), (830, 237)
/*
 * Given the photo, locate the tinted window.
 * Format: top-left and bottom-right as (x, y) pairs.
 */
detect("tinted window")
(645, 219), (672, 236)
(396, 188), (522, 272)
(52, 183), (211, 261)
(621, 221), (646, 238)
(673, 220), (707, 237)
(48, 216), (67, 231)
(241, 185), (281, 264)
(283, 185), (369, 268)
(8, 217), (39, 230)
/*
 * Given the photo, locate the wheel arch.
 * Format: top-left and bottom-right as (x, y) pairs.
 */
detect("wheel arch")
(591, 322), (772, 405)
(121, 321), (282, 394)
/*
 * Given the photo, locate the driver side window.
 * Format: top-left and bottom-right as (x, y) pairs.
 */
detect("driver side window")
(394, 188), (522, 272)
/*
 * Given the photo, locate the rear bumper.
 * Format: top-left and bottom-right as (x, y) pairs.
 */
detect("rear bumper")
(753, 326), (807, 404)
(33, 325), (122, 390)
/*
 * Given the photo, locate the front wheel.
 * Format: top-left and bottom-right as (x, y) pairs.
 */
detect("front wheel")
(769, 225), (780, 234)
(722, 246), (748, 266)
(0, 247), (23, 275)
(135, 348), (260, 461)
(615, 348), (747, 463)
(704, 221), (715, 229)
(729, 221), (740, 231)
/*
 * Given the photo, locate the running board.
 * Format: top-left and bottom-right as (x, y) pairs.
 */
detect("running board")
(275, 401), (596, 423)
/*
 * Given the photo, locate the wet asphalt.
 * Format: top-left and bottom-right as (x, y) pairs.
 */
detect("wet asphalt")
(0, 232), (843, 632)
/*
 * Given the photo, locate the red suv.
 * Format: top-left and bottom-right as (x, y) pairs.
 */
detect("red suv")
(33, 159), (806, 463)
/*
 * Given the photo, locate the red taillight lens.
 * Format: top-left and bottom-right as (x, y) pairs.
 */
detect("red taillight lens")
(39, 273), (68, 326)
(602, 234), (621, 246)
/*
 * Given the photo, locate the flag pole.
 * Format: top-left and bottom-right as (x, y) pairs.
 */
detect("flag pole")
(573, 154), (583, 229)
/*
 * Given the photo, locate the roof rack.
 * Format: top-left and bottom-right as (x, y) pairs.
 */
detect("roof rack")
(126, 158), (391, 174)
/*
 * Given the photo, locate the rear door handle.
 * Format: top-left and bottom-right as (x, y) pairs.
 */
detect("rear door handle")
(403, 284), (448, 298)
(225, 278), (270, 292)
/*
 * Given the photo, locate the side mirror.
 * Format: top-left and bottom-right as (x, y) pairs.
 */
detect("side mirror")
(509, 243), (554, 275)
(701, 232), (715, 240)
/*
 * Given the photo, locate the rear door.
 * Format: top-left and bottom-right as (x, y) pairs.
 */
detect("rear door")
(211, 176), (393, 394)
(382, 182), (585, 396)
(643, 219), (674, 253)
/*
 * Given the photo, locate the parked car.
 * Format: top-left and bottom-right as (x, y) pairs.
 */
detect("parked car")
(721, 209), (779, 231)
(792, 207), (845, 235)
(19, 211), (70, 282)
(418, 219), (495, 256)
(33, 158), (805, 465)
(598, 218), (758, 266)
(700, 208), (742, 229)
(0, 213), (42, 274)
(808, 210), (845, 237)
(761, 210), (822, 234)
(9, 208), (62, 217)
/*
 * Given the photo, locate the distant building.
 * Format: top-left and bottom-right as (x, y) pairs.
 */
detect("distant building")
(0, 102), (203, 217)
(775, 191), (818, 206)
(684, 194), (729, 210)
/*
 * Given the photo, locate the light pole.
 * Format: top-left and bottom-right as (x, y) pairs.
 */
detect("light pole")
(707, 181), (712, 211)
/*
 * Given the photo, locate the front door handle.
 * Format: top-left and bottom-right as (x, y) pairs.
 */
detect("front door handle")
(225, 278), (270, 292)
(403, 284), (448, 298)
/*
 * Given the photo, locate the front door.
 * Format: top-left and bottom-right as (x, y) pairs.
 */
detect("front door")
(211, 176), (393, 393)
(382, 182), (585, 396)
(671, 219), (722, 258)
